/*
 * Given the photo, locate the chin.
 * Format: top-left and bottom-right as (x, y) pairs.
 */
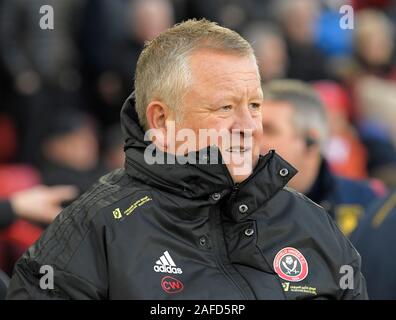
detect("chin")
(227, 163), (254, 184)
(225, 152), (258, 183)
(231, 174), (251, 184)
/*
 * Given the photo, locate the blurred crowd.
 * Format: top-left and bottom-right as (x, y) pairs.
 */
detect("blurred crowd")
(1, 0), (396, 299)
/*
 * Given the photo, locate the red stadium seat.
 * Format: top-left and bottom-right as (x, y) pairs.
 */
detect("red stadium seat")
(0, 114), (17, 163)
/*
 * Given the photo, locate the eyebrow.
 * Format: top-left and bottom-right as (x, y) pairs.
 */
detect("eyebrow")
(211, 86), (263, 105)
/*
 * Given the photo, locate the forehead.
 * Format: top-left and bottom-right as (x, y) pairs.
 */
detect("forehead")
(262, 101), (295, 123)
(188, 49), (261, 93)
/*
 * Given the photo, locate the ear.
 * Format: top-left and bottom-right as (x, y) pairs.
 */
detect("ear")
(146, 100), (169, 129)
(146, 100), (172, 149)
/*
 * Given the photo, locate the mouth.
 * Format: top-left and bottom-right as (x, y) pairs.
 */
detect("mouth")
(225, 146), (251, 153)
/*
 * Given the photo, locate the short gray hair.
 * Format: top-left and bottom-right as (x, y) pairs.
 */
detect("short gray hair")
(262, 79), (329, 151)
(134, 18), (256, 130)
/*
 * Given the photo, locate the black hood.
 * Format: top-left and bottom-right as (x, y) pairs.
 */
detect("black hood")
(120, 93), (148, 150)
(120, 94), (298, 201)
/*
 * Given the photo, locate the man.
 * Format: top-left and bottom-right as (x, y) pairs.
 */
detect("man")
(260, 80), (383, 237)
(275, 0), (330, 81)
(350, 191), (396, 299)
(38, 106), (105, 193)
(243, 22), (288, 82)
(7, 19), (366, 299)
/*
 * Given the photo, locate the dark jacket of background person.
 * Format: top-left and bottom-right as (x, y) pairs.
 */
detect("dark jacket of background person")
(307, 159), (384, 237)
(0, 269), (9, 300)
(6, 96), (367, 299)
(0, 200), (15, 230)
(350, 191), (396, 299)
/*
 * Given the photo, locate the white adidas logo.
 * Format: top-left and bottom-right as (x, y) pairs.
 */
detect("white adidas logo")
(153, 251), (183, 274)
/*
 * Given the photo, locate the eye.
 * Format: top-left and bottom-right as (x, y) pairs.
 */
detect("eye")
(220, 105), (232, 111)
(249, 103), (261, 110)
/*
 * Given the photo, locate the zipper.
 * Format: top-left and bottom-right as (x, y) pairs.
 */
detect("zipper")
(209, 155), (274, 299)
(229, 183), (240, 201)
(209, 206), (249, 300)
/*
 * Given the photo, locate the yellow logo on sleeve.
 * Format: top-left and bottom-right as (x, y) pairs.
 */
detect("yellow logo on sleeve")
(282, 283), (317, 296)
(113, 208), (123, 219)
(112, 195), (152, 220)
(124, 195), (152, 216)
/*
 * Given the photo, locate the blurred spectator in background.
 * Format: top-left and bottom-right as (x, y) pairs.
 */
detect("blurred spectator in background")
(261, 80), (385, 237)
(0, 163), (43, 275)
(0, 0), (85, 95)
(79, 0), (129, 126)
(1, 185), (78, 230)
(313, 0), (354, 83)
(352, 79), (396, 188)
(81, 0), (175, 128)
(106, 0), (174, 102)
(346, 9), (396, 82)
(345, 9), (396, 188)
(185, 0), (277, 32)
(243, 23), (288, 82)
(0, 0), (86, 163)
(0, 162), (78, 275)
(313, 80), (369, 180)
(38, 107), (106, 194)
(275, 0), (331, 81)
(352, 0), (394, 11)
(351, 190), (396, 299)
(103, 124), (125, 171)
(314, 0), (353, 59)
(0, 184), (77, 276)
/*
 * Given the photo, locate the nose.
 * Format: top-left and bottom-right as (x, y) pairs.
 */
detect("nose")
(231, 105), (261, 136)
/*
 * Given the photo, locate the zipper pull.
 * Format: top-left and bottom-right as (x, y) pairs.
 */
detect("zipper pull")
(229, 183), (240, 200)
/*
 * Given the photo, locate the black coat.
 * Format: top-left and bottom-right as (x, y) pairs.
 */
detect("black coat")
(351, 191), (396, 299)
(6, 96), (367, 299)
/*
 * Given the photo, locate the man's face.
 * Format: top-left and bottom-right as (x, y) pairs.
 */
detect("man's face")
(261, 101), (306, 170)
(45, 125), (99, 171)
(257, 36), (287, 81)
(132, 0), (173, 42)
(171, 49), (263, 183)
